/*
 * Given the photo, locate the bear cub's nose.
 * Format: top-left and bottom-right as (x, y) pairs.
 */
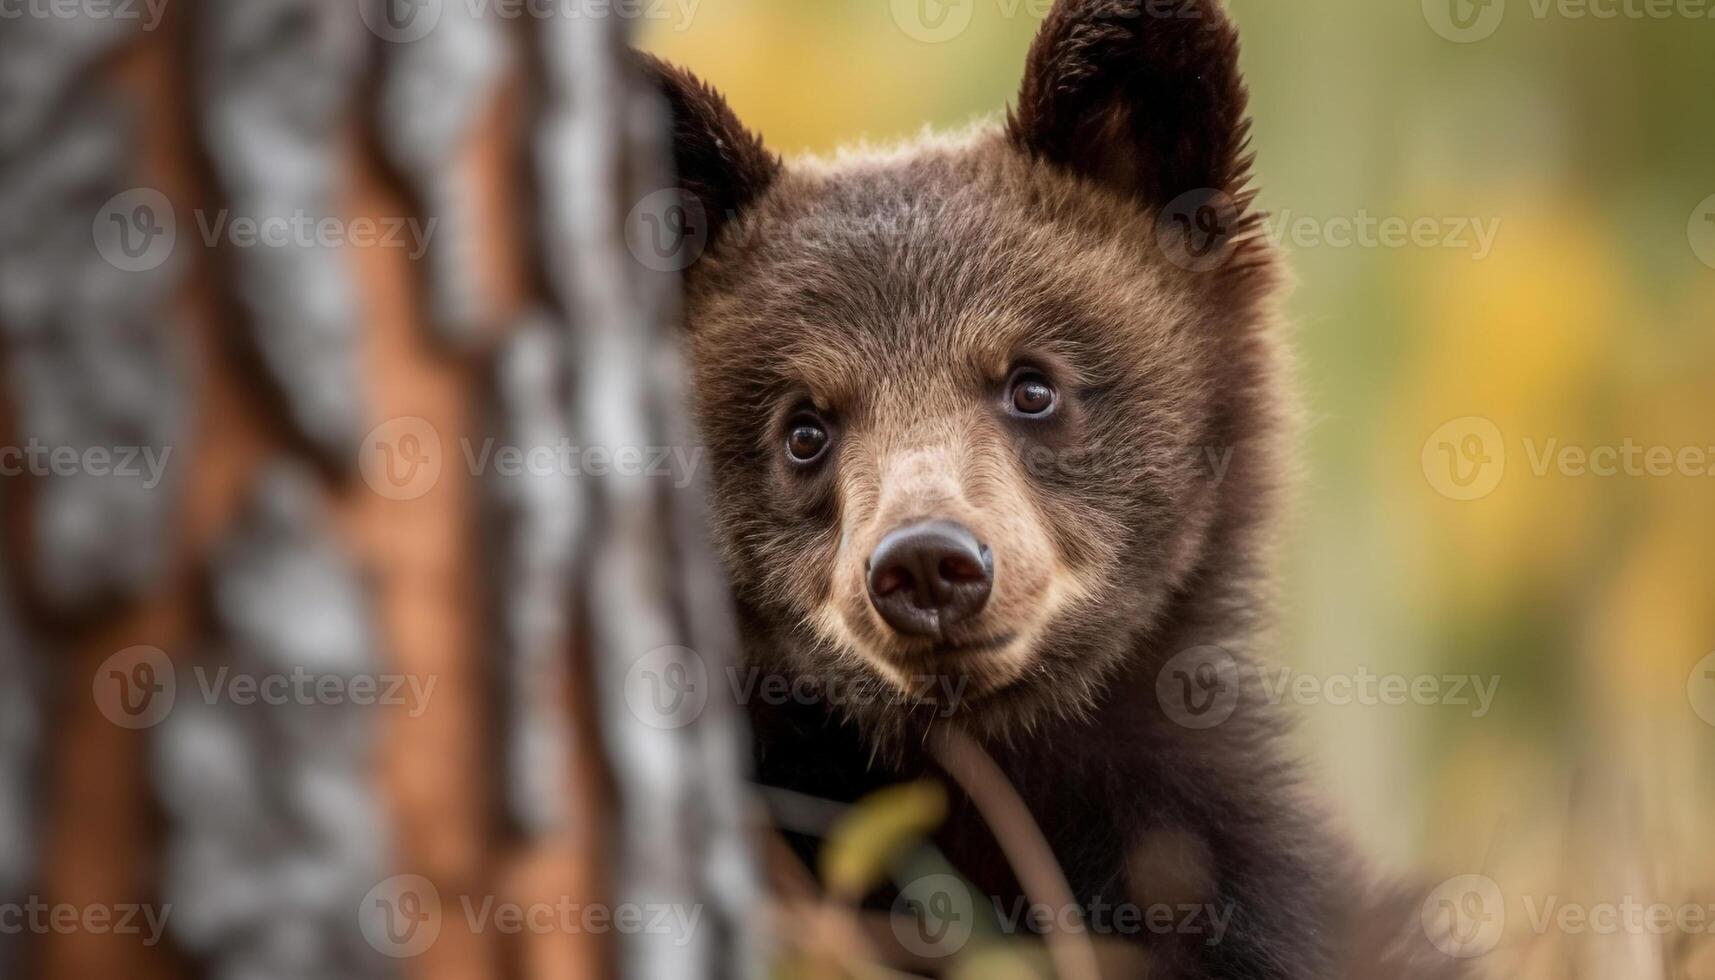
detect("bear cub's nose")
(866, 519), (993, 638)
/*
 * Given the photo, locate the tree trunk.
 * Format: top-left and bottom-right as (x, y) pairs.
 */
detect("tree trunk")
(0, 3), (760, 978)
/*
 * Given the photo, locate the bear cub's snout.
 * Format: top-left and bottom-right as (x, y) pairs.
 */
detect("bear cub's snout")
(865, 518), (994, 638)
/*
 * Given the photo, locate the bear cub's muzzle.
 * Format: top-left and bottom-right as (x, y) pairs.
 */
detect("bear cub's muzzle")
(864, 518), (994, 639)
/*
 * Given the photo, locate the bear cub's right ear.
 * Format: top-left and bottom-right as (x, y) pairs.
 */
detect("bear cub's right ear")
(636, 53), (781, 251)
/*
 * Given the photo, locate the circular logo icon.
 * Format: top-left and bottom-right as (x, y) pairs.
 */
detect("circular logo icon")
(1687, 651), (1715, 727)
(1422, 0), (1505, 42)
(891, 874), (975, 958)
(890, 0), (974, 43)
(624, 646), (709, 730)
(1155, 645), (1241, 730)
(93, 645), (177, 730)
(359, 0), (443, 43)
(1155, 188), (1241, 273)
(359, 416), (444, 502)
(93, 188), (177, 273)
(359, 874), (443, 958)
(1422, 416), (1506, 501)
(1420, 874), (1504, 958)
(625, 189), (711, 273)
(1688, 193), (1715, 270)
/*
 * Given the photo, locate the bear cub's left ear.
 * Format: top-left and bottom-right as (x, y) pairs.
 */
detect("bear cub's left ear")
(636, 53), (781, 252)
(1008, 0), (1254, 212)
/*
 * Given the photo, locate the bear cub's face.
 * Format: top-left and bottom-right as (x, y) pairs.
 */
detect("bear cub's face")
(650, 0), (1281, 736)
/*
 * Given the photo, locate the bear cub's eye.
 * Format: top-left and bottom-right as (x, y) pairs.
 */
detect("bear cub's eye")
(785, 413), (831, 465)
(1008, 369), (1058, 418)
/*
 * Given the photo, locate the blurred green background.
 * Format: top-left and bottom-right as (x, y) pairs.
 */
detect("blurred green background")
(641, 0), (1715, 959)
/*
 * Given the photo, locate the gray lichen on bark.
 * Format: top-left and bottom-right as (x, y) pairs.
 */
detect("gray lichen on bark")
(0, 11), (173, 974)
(485, 313), (584, 838)
(153, 463), (391, 980)
(0, 11), (141, 159)
(197, 0), (370, 464)
(0, 19), (187, 609)
(374, 0), (508, 347)
(533, 15), (764, 979)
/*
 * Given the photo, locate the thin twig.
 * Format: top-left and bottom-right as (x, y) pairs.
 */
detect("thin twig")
(930, 726), (1104, 980)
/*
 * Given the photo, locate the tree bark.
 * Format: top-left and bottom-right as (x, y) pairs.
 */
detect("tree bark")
(0, 2), (761, 978)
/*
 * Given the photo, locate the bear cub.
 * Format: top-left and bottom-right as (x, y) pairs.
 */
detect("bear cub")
(644, 2), (1469, 977)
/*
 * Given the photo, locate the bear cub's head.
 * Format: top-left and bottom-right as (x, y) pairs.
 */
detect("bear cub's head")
(649, 0), (1286, 739)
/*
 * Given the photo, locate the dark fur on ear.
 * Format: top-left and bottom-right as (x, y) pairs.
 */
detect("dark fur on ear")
(636, 53), (781, 247)
(1008, 0), (1254, 209)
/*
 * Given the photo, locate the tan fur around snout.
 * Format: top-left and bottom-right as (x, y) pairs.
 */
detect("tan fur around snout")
(811, 397), (1095, 700)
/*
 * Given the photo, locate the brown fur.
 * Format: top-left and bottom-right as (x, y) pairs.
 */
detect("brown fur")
(683, 138), (1279, 744)
(639, 2), (1471, 977)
